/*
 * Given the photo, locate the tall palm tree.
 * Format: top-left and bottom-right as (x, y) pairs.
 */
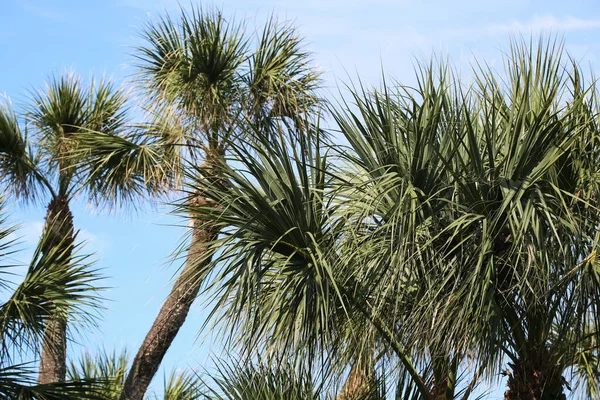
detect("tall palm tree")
(0, 74), (145, 384)
(332, 63), (483, 400)
(74, 7), (322, 399)
(453, 40), (600, 400)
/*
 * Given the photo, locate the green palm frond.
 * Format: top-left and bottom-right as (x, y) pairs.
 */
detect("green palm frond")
(67, 349), (130, 399)
(29, 73), (88, 150)
(0, 219), (103, 359)
(136, 5), (248, 136)
(134, 6), (321, 156)
(0, 363), (105, 400)
(67, 349), (207, 400)
(87, 79), (128, 135)
(159, 370), (202, 400)
(68, 125), (177, 209)
(0, 99), (46, 201)
(246, 15), (322, 124)
(26, 73), (130, 198)
(200, 356), (326, 400)
(0, 200), (106, 397)
(181, 121), (345, 360)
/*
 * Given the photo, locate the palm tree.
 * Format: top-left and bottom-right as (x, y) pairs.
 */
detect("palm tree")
(333, 39), (600, 399)
(74, 7), (322, 399)
(0, 74), (144, 384)
(455, 40), (600, 400)
(331, 64), (483, 399)
(0, 198), (106, 399)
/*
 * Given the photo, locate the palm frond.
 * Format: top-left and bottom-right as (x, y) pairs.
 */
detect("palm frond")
(136, 5), (248, 136)
(0, 220), (103, 360)
(199, 356), (326, 400)
(0, 363), (106, 400)
(180, 122), (345, 362)
(160, 369), (203, 400)
(27, 73), (130, 198)
(67, 349), (130, 400)
(0, 99), (44, 201)
(68, 125), (177, 209)
(246, 15), (322, 125)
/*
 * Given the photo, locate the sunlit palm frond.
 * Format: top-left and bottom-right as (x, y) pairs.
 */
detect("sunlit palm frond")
(158, 370), (202, 400)
(0, 363), (105, 400)
(69, 126), (177, 209)
(86, 79), (128, 135)
(246, 16), (322, 125)
(28, 73), (88, 148)
(27, 73), (130, 198)
(0, 200), (106, 397)
(136, 5), (248, 137)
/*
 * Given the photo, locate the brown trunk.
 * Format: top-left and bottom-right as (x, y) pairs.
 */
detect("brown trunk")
(504, 359), (566, 400)
(337, 362), (374, 400)
(38, 195), (74, 384)
(38, 317), (68, 384)
(119, 189), (218, 400)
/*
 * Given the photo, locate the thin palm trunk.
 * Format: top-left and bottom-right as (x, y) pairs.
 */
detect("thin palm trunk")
(120, 160), (220, 400)
(38, 195), (74, 384)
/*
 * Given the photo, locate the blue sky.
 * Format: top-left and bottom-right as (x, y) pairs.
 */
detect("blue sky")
(2, 0), (600, 397)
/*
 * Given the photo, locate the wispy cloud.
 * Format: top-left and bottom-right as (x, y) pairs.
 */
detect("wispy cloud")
(446, 15), (600, 38)
(21, 1), (66, 22)
(78, 229), (112, 255)
(487, 15), (600, 34)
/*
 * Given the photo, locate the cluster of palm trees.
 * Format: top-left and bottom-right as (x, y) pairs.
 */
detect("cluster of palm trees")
(0, 5), (598, 400)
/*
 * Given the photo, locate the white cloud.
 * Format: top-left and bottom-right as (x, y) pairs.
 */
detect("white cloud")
(446, 15), (600, 38)
(487, 15), (600, 34)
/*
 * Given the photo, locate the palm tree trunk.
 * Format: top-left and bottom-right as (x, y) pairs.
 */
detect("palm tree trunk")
(38, 317), (68, 384)
(119, 159), (220, 400)
(504, 359), (566, 400)
(38, 195), (74, 384)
